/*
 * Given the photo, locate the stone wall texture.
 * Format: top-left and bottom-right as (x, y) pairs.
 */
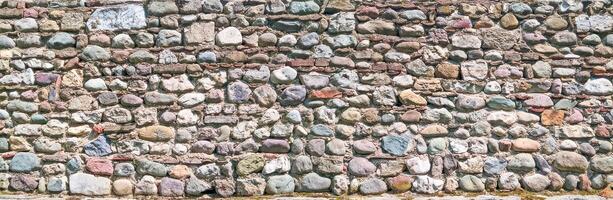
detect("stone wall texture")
(0, 0), (612, 197)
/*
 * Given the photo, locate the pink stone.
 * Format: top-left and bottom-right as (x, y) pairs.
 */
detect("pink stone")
(493, 67), (511, 78)
(595, 125), (610, 138)
(356, 6), (379, 18)
(23, 9), (38, 18)
(449, 18), (472, 29)
(86, 158), (113, 176)
(524, 94), (553, 108)
(565, 108), (584, 124)
(20, 90), (38, 101)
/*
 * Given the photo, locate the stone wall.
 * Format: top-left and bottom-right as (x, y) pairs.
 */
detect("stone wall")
(0, 0), (611, 197)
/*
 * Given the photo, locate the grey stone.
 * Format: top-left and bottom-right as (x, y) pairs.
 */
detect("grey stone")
(0, 35), (15, 49)
(348, 157), (376, 177)
(381, 135), (412, 156)
(328, 12), (355, 34)
(298, 32), (319, 48)
(15, 18), (38, 32)
(288, 1), (320, 15)
(266, 174), (295, 194)
(186, 176), (212, 196)
(111, 34), (134, 48)
(202, 0), (223, 13)
(451, 33), (481, 49)
(227, 81), (252, 103)
(551, 31), (577, 46)
(498, 172), (521, 191)
(135, 176), (157, 195)
(507, 153), (535, 173)
(521, 174), (550, 192)
(459, 175), (485, 192)
(401, 10), (426, 20)
(359, 178), (387, 195)
(47, 32), (75, 49)
(80, 45), (110, 61)
(279, 85), (306, 106)
(310, 124), (334, 137)
(157, 30), (182, 47)
(147, 1), (179, 16)
(9, 152), (40, 172)
(483, 157), (507, 175)
(87, 5), (147, 31)
(584, 78), (613, 95)
(412, 176), (444, 194)
(114, 163), (135, 177)
(159, 177), (184, 197)
(298, 172), (331, 192)
(197, 51), (217, 63)
(47, 177), (65, 192)
(591, 155), (613, 173)
(136, 159), (168, 177)
(271, 66), (298, 84)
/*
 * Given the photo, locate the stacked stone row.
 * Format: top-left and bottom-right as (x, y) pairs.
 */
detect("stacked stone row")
(0, 0), (611, 197)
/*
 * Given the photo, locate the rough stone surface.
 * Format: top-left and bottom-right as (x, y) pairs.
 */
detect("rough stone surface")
(0, 0), (610, 198)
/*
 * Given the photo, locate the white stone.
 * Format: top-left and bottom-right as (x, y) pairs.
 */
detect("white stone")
(86, 5), (147, 31)
(216, 27), (242, 46)
(405, 155), (431, 175)
(69, 172), (112, 195)
(584, 78), (613, 96)
(263, 156), (291, 175)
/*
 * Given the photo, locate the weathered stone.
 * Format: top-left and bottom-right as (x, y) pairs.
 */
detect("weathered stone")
(359, 178), (387, 195)
(137, 125), (175, 142)
(266, 174), (295, 194)
(552, 151), (589, 173)
(87, 5), (147, 31)
(521, 174), (550, 192)
(69, 173), (111, 195)
(298, 172), (331, 192)
(412, 176), (444, 194)
(10, 153), (40, 172)
(216, 27), (242, 46)
(237, 155), (265, 176)
(80, 45), (110, 61)
(348, 157), (376, 177)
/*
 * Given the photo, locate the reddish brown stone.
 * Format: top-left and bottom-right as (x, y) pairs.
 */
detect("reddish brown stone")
(400, 110), (421, 123)
(578, 174), (591, 191)
(541, 109), (565, 126)
(23, 9), (38, 18)
(226, 51), (248, 63)
(361, 108), (380, 124)
(356, 6), (379, 18)
(310, 87), (342, 99)
(387, 174), (413, 192)
(511, 138), (541, 153)
(474, 18), (495, 29)
(287, 59), (314, 67)
(93, 124), (104, 133)
(63, 57), (80, 69)
(499, 140), (512, 152)
(169, 165), (191, 179)
(435, 62), (459, 79)
(595, 125), (610, 138)
(111, 50), (130, 63)
(86, 158), (113, 176)
(593, 67), (606, 74)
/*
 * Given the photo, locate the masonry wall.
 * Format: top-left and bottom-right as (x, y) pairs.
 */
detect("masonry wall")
(0, 0), (611, 197)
